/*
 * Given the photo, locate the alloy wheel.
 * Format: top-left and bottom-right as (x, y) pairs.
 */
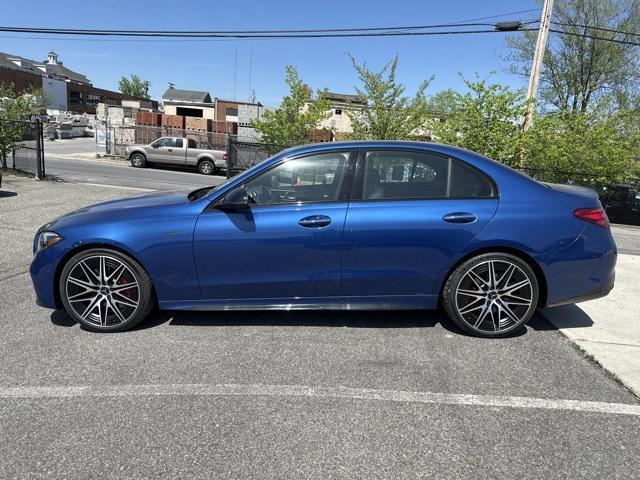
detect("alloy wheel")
(454, 259), (534, 334)
(131, 155), (144, 167)
(64, 255), (140, 327)
(199, 161), (213, 175)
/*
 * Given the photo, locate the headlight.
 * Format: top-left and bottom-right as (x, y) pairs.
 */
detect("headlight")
(37, 231), (63, 252)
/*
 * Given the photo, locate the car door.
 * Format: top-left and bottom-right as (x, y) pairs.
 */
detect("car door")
(193, 149), (356, 300)
(149, 137), (175, 164)
(172, 138), (186, 165)
(341, 148), (499, 299)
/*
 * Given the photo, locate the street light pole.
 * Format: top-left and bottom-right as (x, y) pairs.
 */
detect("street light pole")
(523, 0), (555, 132)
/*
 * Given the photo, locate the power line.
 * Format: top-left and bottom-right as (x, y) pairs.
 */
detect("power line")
(551, 21), (640, 38)
(548, 28), (640, 47)
(0, 23), (539, 38)
(0, 25), (539, 40)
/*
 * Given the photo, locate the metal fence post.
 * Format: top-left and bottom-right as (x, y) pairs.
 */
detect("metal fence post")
(225, 134), (232, 179)
(35, 118), (43, 180)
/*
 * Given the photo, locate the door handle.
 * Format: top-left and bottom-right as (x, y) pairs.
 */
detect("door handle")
(443, 212), (477, 224)
(167, 148), (173, 152)
(298, 215), (331, 228)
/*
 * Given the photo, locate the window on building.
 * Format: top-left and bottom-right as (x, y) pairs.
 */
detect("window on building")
(86, 94), (101, 107)
(225, 107), (238, 117)
(176, 107), (203, 118)
(69, 90), (84, 104)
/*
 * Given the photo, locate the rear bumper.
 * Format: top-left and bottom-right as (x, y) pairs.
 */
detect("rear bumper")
(540, 223), (617, 307)
(545, 271), (615, 308)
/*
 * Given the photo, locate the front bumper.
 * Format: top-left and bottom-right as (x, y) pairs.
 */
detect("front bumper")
(30, 243), (68, 309)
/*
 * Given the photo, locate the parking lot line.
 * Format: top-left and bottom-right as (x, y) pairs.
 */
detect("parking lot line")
(2, 383), (639, 416)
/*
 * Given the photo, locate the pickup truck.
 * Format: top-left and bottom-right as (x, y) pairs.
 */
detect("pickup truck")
(125, 137), (226, 175)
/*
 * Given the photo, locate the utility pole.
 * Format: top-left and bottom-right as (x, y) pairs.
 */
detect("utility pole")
(522, 0), (555, 132)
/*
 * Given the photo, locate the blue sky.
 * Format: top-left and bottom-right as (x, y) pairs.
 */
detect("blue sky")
(2, 0), (539, 106)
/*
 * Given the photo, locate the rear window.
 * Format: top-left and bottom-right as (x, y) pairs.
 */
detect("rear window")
(450, 160), (495, 198)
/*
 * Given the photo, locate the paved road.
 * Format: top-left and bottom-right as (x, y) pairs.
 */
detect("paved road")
(1, 176), (639, 479)
(45, 154), (226, 191)
(44, 137), (97, 155)
(43, 137), (227, 191)
(612, 224), (640, 255)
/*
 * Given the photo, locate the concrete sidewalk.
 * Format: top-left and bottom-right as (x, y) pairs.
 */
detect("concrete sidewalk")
(544, 253), (640, 397)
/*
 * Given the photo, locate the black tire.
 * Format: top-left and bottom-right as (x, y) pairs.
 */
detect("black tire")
(442, 252), (539, 338)
(59, 248), (155, 332)
(198, 159), (215, 175)
(130, 153), (147, 168)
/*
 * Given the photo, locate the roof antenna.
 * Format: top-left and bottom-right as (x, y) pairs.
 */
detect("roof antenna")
(168, 82), (175, 89)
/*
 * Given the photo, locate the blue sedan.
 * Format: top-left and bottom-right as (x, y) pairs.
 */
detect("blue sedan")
(30, 141), (616, 337)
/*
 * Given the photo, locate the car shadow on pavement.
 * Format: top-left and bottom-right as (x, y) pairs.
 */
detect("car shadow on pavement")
(537, 304), (595, 329)
(50, 308), (561, 339)
(144, 309), (535, 338)
(0, 190), (17, 198)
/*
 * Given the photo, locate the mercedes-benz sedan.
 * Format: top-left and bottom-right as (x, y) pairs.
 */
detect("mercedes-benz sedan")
(30, 141), (616, 337)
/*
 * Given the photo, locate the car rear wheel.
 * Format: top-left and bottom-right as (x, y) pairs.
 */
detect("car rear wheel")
(130, 153), (147, 168)
(442, 253), (539, 337)
(198, 159), (215, 175)
(59, 248), (155, 332)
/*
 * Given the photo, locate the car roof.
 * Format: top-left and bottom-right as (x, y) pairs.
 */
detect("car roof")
(279, 140), (470, 156)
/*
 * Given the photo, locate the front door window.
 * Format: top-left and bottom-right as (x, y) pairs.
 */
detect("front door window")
(244, 152), (350, 205)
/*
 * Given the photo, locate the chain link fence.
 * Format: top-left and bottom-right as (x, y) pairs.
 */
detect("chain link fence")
(226, 137), (289, 178)
(0, 119), (45, 179)
(521, 168), (640, 226)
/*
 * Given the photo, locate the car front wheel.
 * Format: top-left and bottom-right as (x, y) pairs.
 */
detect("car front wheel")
(59, 248), (155, 332)
(442, 253), (539, 337)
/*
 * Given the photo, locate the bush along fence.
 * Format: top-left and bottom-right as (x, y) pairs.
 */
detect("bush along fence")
(0, 119), (45, 179)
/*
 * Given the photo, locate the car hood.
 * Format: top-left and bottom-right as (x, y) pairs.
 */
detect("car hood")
(42, 190), (193, 231)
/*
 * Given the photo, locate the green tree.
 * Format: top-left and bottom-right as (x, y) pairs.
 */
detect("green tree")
(505, 0), (640, 113)
(0, 82), (41, 168)
(252, 66), (331, 147)
(118, 74), (150, 99)
(426, 88), (459, 117)
(428, 77), (529, 166)
(523, 110), (640, 184)
(348, 55), (432, 140)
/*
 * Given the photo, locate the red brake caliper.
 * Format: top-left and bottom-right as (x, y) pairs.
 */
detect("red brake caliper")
(118, 275), (131, 299)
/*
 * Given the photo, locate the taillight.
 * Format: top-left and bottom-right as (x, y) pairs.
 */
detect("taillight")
(574, 207), (610, 228)
(223, 153), (229, 161)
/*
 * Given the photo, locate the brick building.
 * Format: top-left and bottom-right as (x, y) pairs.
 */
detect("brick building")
(0, 50), (154, 114)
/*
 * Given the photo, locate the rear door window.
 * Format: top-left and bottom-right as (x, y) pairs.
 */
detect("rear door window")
(362, 149), (495, 200)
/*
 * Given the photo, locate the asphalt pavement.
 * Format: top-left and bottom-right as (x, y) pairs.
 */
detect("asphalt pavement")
(1, 175), (639, 479)
(43, 137), (227, 191)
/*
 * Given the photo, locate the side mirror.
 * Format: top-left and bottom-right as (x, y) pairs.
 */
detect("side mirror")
(220, 186), (249, 209)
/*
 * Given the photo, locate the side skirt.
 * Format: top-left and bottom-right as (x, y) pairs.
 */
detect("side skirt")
(159, 295), (439, 311)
